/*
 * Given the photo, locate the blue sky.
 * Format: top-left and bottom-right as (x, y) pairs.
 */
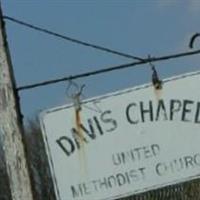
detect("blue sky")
(2, 0), (200, 120)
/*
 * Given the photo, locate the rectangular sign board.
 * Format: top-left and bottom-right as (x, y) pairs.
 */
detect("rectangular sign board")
(40, 71), (200, 200)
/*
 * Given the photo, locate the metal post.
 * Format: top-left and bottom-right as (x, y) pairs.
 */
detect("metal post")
(0, 5), (34, 200)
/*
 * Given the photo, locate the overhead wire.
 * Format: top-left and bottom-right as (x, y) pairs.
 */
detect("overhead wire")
(17, 48), (200, 91)
(3, 16), (200, 92)
(3, 16), (144, 61)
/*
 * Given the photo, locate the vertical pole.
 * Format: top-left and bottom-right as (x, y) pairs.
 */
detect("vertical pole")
(0, 5), (34, 200)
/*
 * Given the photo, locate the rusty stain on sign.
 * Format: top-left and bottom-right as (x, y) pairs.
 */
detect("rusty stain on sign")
(73, 95), (88, 175)
(75, 108), (84, 143)
(153, 83), (163, 100)
(73, 93), (85, 143)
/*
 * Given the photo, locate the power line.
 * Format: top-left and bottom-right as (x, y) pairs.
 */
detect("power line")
(4, 16), (200, 92)
(17, 48), (200, 91)
(3, 15), (143, 61)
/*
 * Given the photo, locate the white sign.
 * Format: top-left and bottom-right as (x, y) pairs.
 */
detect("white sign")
(40, 71), (200, 200)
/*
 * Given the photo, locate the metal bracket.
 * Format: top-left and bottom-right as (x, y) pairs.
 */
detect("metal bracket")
(66, 80), (85, 111)
(148, 56), (162, 90)
(189, 33), (200, 49)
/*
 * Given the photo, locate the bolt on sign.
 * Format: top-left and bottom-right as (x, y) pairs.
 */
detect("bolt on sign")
(40, 71), (200, 200)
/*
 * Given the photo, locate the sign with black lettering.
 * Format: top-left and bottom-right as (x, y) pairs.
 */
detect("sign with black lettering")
(40, 71), (200, 200)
